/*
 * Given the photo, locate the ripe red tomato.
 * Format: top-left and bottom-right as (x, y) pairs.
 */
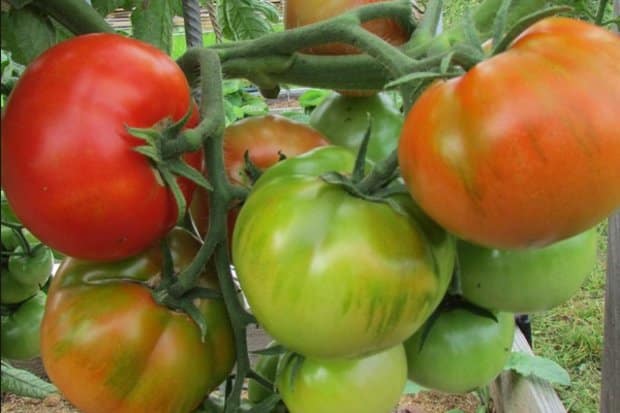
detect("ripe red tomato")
(190, 115), (328, 239)
(285, 0), (408, 55)
(1, 33), (201, 261)
(399, 17), (620, 249)
(41, 229), (235, 413)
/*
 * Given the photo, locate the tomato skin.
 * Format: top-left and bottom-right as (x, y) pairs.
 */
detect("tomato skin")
(285, 0), (408, 55)
(404, 308), (515, 394)
(40, 229), (235, 413)
(309, 92), (403, 163)
(233, 146), (455, 359)
(190, 115), (327, 239)
(276, 344), (407, 413)
(458, 227), (597, 313)
(398, 17), (620, 249)
(1, 291), (46, 360)
(1, 33), (202, 261)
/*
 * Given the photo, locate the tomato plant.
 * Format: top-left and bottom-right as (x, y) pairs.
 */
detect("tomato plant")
(233, 146), (455, 358)
(1, 291), (46, 360)
(1, 33), (202, 261)
(404, 306), (515, 394)
(458, 227), (598, 313)
(40, 229), (235, 413)
(276, 344), (407, 413)
(285, 0), (408, 55)
(309, 92), (402, 162)
(399, 17), (620, 249)
(190, 114), (328, 239)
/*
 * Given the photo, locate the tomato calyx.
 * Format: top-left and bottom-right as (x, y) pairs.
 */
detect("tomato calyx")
(320, 122), (406, 214)
(129, 108), (212, 225)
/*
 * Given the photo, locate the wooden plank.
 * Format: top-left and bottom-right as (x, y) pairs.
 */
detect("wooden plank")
(490, 329), (566, 413)
(601, 211), (620, 413)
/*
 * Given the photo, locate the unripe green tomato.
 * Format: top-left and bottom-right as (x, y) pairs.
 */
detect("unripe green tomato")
(276, 344), (407, 413)
(1, 290), (46, 360)
(458, 227), (597, 313)
(404, 308), (515, 394)
(233, 147), (455, 359)
(8, 245), (53, 286)
(309, 92), (403, 163)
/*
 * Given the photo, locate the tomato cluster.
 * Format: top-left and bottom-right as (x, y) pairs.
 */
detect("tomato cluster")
(0, 2), (618, 413)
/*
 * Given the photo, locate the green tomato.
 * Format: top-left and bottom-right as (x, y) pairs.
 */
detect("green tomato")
(458, 227), (597, 313)
(276, 344), (407, 413)
(2, 245), (53, 304)
(8, 244), (53, 286)
(309, 92), (403, 163)
(233, 146), (455, 359)
(1, 290), (46, 360)
(404, 307), (515, 394)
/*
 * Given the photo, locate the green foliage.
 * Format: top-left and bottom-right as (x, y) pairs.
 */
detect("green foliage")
(0, 360), (57, 399)
(504, 352), (571, 386)
(1, 49), (24, 107)
(218, 0), (280, 41)
(131, 0), (177, 53)
(0, 6), (56, 65)
(222, 79), (269, 124)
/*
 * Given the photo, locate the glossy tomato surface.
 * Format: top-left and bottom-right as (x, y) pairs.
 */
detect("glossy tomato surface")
(233, 146), (455, 358)
(309, 92), (402, 163)
(458, 227), (597, 313)
(404, 307), (515, 394)
(190, 115), (327, 239)
(399, 17), (620, 249)
(1, 33), (201, 261)
(40, 229), (235, 413)
(277, 344), (407, 413)
(285, 0), (408, 55)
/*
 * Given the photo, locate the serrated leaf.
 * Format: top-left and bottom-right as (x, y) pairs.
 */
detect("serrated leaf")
(0, 7), (56, 65)
(505, 351), (571, 386)
(131, 0), (174, 53)
(1, 361), (57, 399)
(218, 0), (277, 41)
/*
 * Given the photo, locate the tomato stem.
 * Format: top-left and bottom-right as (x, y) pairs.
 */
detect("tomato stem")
(32, 0), (114, 34)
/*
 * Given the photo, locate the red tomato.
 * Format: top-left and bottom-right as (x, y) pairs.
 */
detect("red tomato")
(1, 33), (201, 261)
(285, 0), (408, 55)
(399, 17), (620, 248)
(190, 115), (328, 239)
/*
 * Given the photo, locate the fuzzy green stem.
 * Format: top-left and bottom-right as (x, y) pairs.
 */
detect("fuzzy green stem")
(33, 0), (114, 34)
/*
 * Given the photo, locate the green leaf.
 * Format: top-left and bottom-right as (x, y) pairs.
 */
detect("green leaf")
(1, 360), (58, 399)
(218, 0), (278, 41)
(504, 351), (571, 386)
(0, 6), (56, 65)
(223, 79), (243, 95)
(298, 89), (331, 110)
(402, 380), (425, 395)
(241, 103), (268, 116)
(131, 0), (174, 53)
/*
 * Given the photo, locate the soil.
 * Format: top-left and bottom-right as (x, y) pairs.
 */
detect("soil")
(1, 391), (481, 413)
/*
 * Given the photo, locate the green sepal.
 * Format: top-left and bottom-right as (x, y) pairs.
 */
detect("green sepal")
(385, 70), (461, 89)
(159, 167), (187, 225)
(242, 150), (263, 185)
(492, 0), (513, 48)
(167, 158), (212, 192)
(182, 287), (222, 301)
(251, 344), (286, 356)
